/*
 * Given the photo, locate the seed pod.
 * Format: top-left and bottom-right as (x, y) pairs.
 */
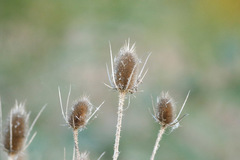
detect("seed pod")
(114, 42), (139, 93)
(3, 103), (28, 156)
(156, 92), (175, 126)
(68, 97), (92, 130)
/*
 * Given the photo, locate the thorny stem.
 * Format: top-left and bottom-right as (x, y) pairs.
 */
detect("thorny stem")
(113, 92), (126, 160)
(73, 130), (80, 160)
(150, 126), (166, 160)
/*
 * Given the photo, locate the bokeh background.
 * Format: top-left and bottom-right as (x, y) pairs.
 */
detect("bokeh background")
(1, 0), (240, 160)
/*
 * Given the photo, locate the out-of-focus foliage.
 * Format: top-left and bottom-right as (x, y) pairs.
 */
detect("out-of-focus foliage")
(1, 0), (240, 160)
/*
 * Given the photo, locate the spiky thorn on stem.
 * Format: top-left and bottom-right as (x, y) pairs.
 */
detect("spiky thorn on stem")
(150, 91), (190, 160)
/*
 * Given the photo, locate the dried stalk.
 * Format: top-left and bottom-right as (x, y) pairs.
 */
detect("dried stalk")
(113, 92), (126, 160)
(150, 126), (166, 160)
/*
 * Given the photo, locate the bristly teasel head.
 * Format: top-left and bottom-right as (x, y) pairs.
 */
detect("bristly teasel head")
(156, 92), (175, 127)
(106, 39), (151, 94)
(154, 91), (190, 129)
(3, 103), (28, 156)
(68, 97), (93, 130)
(114, 41), (139, 93)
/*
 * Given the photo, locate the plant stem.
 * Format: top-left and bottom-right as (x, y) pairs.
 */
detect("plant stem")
(150, 126), (166, 160)
(113, 92), (126, 160)
(73, 129), (80, 160)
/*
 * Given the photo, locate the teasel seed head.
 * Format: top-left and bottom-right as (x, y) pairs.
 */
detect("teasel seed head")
(156, 92), (175, 127)
(114, 41), (140, 93)
(106, 39), (151, 94)
(68, 97), (93, 130)
(3, 102), (28, 156)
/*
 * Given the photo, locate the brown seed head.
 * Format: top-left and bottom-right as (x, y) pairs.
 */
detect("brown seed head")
(156, 92), (175, 126)
(3, 103), (28, 155)
(114, 41), (139, 93)
(68, 97), (92, 130)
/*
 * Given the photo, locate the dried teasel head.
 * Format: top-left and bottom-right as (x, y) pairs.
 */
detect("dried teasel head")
(58, 86), (104, 131)
(3, 102), (28, 156)
(114, 41), (139, 93)
(68, 97), (93, 130)
(154, 91), (190, 129)
(106, 39), (151, 94)
(156, 92), (175, 127)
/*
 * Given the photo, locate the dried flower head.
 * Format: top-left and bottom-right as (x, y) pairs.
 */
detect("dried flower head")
(58, 86), (104, 131)
(105, 39), (151, 94)
(156, 92), (175, 127)
(3, 103), (28, 156)
(154, 91), (190, 129)
(68, 97), (93, 130)
(114, 42), (139, 92)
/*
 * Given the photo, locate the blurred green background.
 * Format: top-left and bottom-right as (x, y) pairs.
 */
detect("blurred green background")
(1, 0), (240, 160)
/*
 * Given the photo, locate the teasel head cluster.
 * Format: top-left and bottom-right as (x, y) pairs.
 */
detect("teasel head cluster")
(106, 39), (151, 94)
(3, 102), (28, 157)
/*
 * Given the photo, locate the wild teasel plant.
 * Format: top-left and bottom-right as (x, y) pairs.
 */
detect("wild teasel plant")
(58, 86), (104, 160)
(0, 100), (45, 160)
(105, 39), (151, 160)
(150, 91), (190, 160)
